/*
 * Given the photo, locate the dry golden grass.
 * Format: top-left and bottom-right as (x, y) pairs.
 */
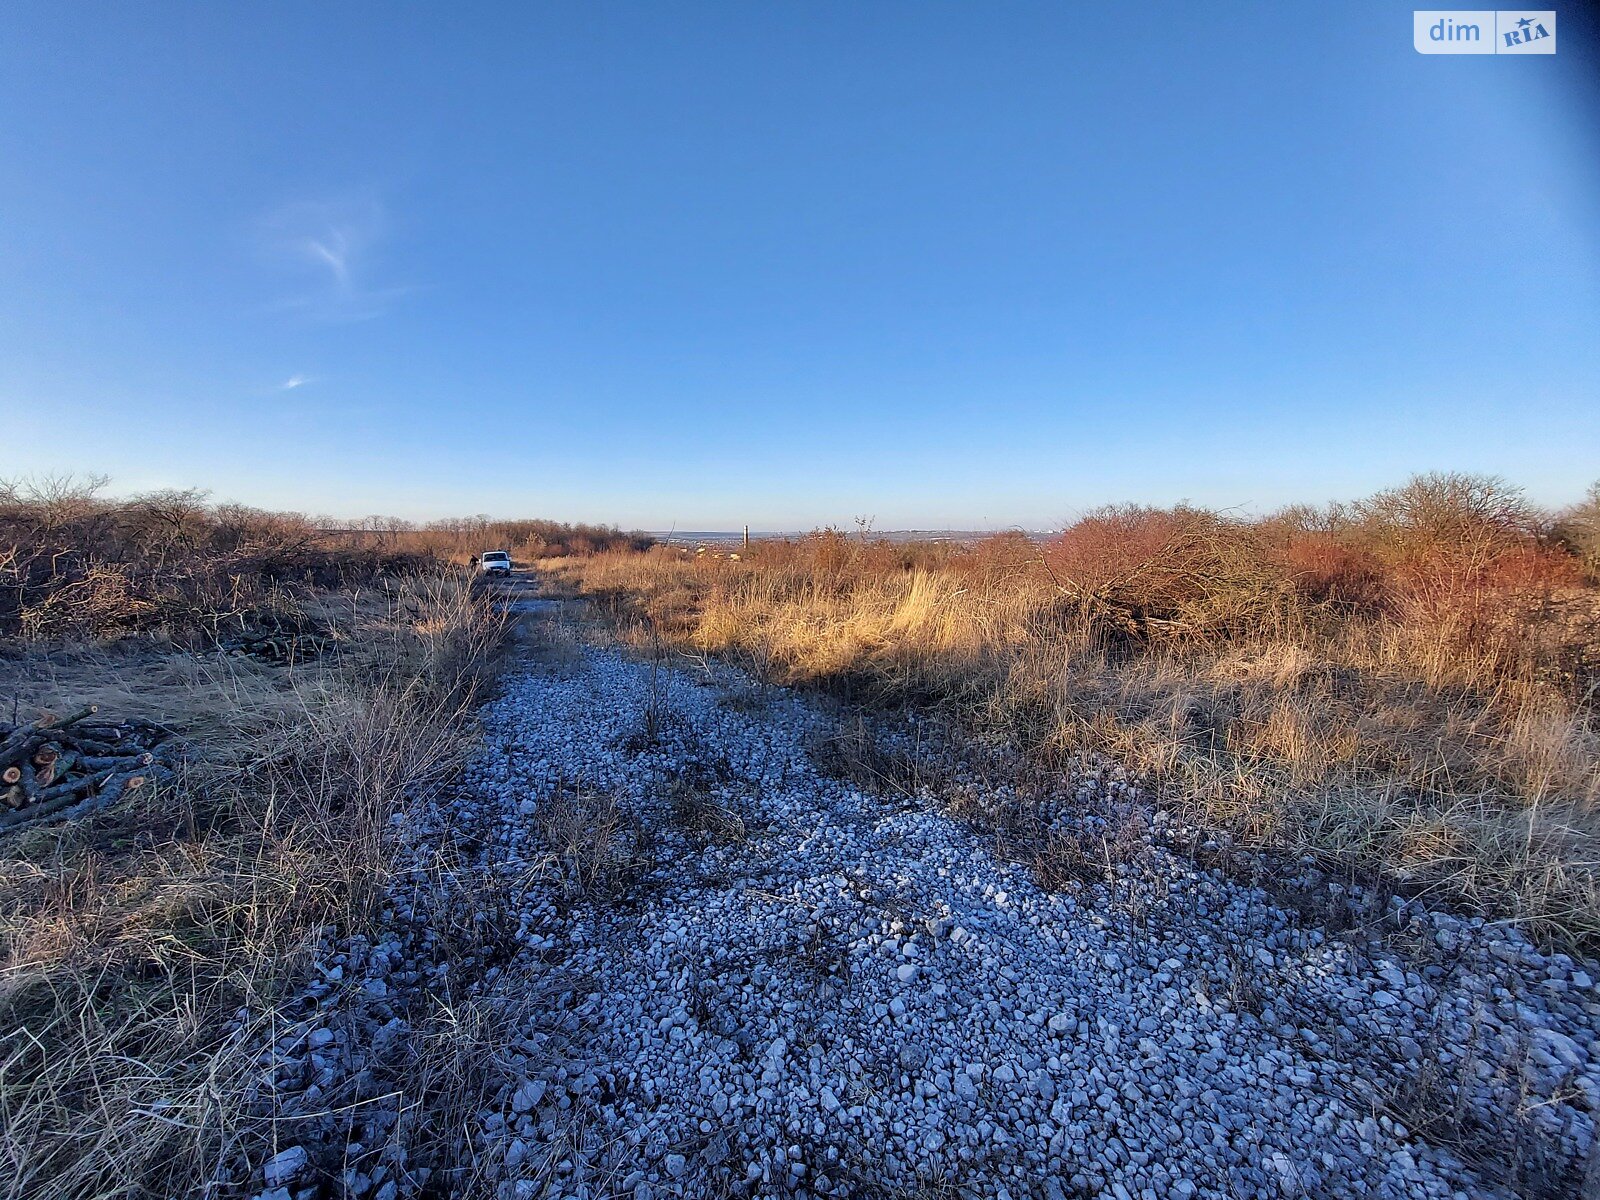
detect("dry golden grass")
(0, 574), (505, 1198)
(547, 524), (1600, 944)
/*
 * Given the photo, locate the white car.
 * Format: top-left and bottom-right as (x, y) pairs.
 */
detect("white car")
(478, 550), (512, 576)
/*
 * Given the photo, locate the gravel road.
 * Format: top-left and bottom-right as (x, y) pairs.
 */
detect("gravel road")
(250, 611), (1600, 1200)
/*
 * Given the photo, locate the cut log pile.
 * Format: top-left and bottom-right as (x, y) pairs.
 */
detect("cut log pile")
(217, 612), (337, 663)
(0, 706), (175, 833)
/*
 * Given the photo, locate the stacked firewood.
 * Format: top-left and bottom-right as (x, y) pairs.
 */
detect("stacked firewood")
(0, 706), (174, 832)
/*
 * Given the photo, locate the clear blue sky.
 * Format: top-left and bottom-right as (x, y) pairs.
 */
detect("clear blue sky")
(1, 2), (1596, 529)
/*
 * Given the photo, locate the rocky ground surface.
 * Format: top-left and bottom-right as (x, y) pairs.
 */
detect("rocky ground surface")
(243, 609), (1600, 1200)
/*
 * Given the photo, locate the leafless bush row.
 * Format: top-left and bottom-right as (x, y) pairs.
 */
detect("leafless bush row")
(0, 475), (434, 641)
(0, 475), (654, 642)
(346, 514), (655, 564)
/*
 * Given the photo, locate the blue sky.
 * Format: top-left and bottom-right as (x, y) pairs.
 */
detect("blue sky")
(1, 2), (1596, 529)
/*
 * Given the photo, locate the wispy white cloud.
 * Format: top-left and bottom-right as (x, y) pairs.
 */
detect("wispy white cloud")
(258, 196), (414, 322)
(281, 374), (311, 390)
(305, 234), (351, 289)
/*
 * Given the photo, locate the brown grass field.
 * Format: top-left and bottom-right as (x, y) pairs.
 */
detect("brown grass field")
(546, 473), (1600, 946)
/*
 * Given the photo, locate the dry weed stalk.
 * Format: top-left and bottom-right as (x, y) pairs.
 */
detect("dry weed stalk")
(534, 790), (656, 900)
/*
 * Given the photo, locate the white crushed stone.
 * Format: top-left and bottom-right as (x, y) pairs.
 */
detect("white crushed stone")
(251, 638), (1600, 1200)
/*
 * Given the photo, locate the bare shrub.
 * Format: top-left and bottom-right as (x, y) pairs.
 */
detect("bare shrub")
(1040, 504), (1289, 648)
(1555, 480), (1600, 583)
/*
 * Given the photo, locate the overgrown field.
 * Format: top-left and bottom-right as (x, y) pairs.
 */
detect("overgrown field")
(0, 478), (507, 1197)
(7, 468), (1600, 1194)
(547, 473), (1600, 946)
(0, 474), (648, 641)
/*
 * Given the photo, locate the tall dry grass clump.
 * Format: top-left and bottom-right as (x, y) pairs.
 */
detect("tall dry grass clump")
(0, 563), (506, 1197)
(551, 473), (1600, 943)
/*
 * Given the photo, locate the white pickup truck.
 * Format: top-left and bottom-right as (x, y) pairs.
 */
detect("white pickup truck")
(477, 550), (512, 576)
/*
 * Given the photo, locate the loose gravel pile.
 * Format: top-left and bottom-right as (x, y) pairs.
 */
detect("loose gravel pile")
(248, 632), (1600, 1200)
